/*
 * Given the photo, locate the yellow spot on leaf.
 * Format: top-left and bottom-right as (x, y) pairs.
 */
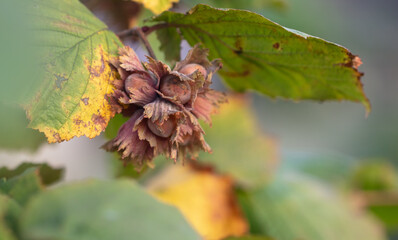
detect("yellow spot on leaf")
(39, 46), (117, 143)
(133, 0), (179, 15)
(147, 166), (248, 240)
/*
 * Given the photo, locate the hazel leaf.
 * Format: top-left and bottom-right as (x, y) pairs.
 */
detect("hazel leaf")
(156, 27), (182, 64)
(20, 180), (200, 240)
(26, 0), (123, 143)
(238, 173), (386, 240)
(0, 194), (21, 240)
(132, 0), (179, 15)
(0, 162), (64, 186)
(147, 165), (248, 239)
(0, 168), (43, 206)
(151, 4), (370, 112)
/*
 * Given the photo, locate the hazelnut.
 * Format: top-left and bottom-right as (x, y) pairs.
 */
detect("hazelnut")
(179, 63), (207, 78)
(125, 73), (155, 97)
(147, 118), (176, 138)
(160, 75), (191, 104)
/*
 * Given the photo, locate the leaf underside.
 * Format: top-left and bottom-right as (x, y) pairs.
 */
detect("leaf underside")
(152, 4), (370, 112)
(26, 0), (122, 143)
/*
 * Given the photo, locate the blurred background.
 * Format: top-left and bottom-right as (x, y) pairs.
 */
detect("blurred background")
(1, 0), (398, 239)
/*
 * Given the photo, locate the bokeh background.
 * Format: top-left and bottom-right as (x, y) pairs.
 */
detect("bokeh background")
(1, 0), (398, 239)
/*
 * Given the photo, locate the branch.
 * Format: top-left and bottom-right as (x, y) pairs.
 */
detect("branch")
(117, 27), (157, 60)
(117, 24), (171, 38)
(136, 28), (157, 59)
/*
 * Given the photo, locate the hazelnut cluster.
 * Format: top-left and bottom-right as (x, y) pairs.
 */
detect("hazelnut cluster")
(103, 45), (226, 169)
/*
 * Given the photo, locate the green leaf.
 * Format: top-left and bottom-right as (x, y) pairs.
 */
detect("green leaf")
(238, 173), (386, 240)
(20, 180), (200, 240)
(184, 0), (287, 12)
(0, 103), (45, 151)
(0, 1), (42, 105)
(350, 161), (398, 191)
(368, 205), (398, 231)
(151, 4), (370, 112)
(26, 0), (123, 143)
(156, 27), (182, 64)
(199, 97), (278, 187)
(0, 163), (63, 186)
(0, 194), (21, 240)
(0, 168), (43, 206)
(281, 151), (358, 187)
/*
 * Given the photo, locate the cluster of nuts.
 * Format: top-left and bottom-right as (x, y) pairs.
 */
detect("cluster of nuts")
(103, 45), (226, 169)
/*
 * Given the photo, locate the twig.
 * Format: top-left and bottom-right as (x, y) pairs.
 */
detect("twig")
(117, 28), (137, 38)
(136, 28), (157, 59)
(117, 24), (171, 38)
(117, 27), (157, 59)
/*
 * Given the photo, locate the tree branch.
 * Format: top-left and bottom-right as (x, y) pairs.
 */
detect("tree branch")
(117, 27), (157, 59)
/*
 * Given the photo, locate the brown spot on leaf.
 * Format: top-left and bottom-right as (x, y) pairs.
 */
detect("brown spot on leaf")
(222, 70), (251, 78)
(234, 37), (245, 55)
(55, 75), (68, 89)
(92, 114), (107, 129)
(66, 15), (84, 25)
(73, 118), (83, 126)
(52, 21), (75, 33)
(234, 49), (243, 55)
(53, 133), (61, 142)
(90, 51), (106, 77)
(81, 98), (89, 105)
(273, 42), (280, 49)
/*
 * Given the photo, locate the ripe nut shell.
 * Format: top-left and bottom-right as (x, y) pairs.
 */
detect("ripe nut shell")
(179, 63), (207, 78)
(160, 75), (191, 104)
(147, 118), (176, 138)
(125, 73), (155, 97)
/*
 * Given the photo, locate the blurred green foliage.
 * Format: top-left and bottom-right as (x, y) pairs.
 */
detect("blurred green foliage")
(199, 97), (278, 187)
(0, 163), (63, 186)
(0, 195), (21, 240)
(0, 103), (45, 151)
(20, 180), (200, 240)
(238, 173), (386, 240)
(351, 161), (398, 192)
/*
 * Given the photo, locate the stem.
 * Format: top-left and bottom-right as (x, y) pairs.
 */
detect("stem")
(117, 24), (171, 38)
(136, 28), (157, 59)
(117, 27), (157, 59)
(117, 28), (137, 38)
(142, 23), (170, 35)
(117, 23), (182, 59)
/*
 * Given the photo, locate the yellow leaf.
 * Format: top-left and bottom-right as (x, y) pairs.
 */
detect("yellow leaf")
(133, 0), (179, 15)
(26, 0), (123, 143)
(29, 45), (118, 143)
(147, 165), (248, 240)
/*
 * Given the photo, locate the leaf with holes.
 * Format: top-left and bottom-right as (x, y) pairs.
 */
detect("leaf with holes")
(151, 4), (370, 112)
(26, 0), (123, 143)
